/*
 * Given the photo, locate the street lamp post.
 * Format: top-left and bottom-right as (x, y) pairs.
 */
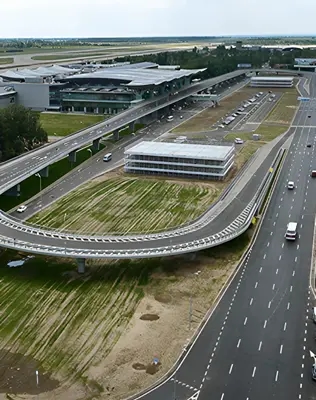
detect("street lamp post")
(35, 173), (42, 209)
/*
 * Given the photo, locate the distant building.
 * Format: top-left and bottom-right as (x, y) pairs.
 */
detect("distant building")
(124, 141), (235, 180)
(236, 41), (243, 50)
(250, 76), (294, 88)
(0, 62), (204, 113)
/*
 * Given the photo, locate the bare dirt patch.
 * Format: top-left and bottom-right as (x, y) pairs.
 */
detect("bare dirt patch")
(140, 314), (160, 321)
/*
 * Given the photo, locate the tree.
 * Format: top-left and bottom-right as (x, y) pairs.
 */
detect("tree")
(0, 105), (48, 162)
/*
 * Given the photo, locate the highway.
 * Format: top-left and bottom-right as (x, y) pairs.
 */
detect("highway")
(133, 76), (316, 400)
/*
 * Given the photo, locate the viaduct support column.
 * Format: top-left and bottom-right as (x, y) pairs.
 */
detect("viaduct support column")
(92, 138), (100, 151)
(39, 166), (49, 178)
(113, 129), (120, 141)
(129, 121), (135, 133)
(68, 150), (77, 163)
(4, 184), (21, 197)
(76, 258), (86, 274)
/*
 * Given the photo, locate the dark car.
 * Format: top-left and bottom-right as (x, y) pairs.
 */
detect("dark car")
(312, 363), (316, 381)
(307, 144), (312, 148)
(308, 115), (311, 118)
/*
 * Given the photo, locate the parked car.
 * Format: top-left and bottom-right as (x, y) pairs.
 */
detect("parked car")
(17, 205), (27, 213)
(234, 138), (244, 144)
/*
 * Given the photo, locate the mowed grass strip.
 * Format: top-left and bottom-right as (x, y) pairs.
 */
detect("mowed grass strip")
(0, 57), (14, 64)
(264, 91), (298, 124)
(171, 88), (260, 134)
(40, 113), (105, 136)
(31, 177), (221, 234)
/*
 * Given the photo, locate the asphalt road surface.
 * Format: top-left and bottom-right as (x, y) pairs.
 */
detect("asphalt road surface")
(133, 85), (316, 400)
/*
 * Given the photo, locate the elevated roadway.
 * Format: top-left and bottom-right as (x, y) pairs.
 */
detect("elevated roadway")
(0, 68), (306, 263)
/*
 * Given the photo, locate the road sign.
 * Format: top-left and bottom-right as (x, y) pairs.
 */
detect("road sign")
(297, 96), (310, 101)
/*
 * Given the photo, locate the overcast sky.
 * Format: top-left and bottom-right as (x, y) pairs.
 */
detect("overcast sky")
(2, 0), (316, 38)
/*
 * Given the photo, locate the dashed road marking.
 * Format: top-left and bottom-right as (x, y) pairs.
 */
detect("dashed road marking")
(258, 341), (262, 351)
(252, 366), (256, 378)
(237, 339), (241, 348)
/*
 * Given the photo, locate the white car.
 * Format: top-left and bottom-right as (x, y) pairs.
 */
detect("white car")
(218, 124), (225, 128)
(234, 138), (244, 144)
(180, 115), (183, 119)
(17, 205), (27, 213)
(287, 181), (295, 190)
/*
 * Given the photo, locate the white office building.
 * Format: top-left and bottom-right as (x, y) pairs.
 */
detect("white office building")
(124, 141), (235, 180)
(250, 76), (294, 88)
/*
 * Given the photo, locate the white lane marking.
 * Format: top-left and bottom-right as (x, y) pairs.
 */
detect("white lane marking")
(276, 213), (279, 217)
(271, 231), (273, 235)
(220, 393), (224, 400)
(244, 317), (248, 326)
(258, 341), (262, 351)
(284, 322), (287, 331)
(282, 243), (284, 248)
(252, 366), (256, 378)
(237, 339), (241, 348)
(250, 298), (253, 306)
(273, 221), (276, 226)
(275, 370), (279, 382)
(264, 320), (267, 328)
(293, 270), (295, 277)
(255, 282), (258, 289)
(297, 244), (300, 250)
(276, 268), (279, 274)
(268, 301), (271, 309)
(259, 267), (262, 273)
(229, 364), (233, 374)
(290, 285), (293, 292)
(295, 257), (298, 262)
(264, 254), (266, 259)
(287, 302), (290, 310)
(279, 255), (282, 261)
(272, 284), (275, 290)
(280, 344), (283, 354)
(267, 242), (270, 247)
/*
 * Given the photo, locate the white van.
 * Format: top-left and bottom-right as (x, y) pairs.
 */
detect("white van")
(285, 222), (297, 241)
(103, 153), (112, 162)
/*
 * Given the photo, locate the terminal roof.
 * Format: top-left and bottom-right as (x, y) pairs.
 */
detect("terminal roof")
(125, 141), (234, 161)
(64, 65), (204, 87)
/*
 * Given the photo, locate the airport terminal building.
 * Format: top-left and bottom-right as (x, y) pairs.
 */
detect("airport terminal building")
(124, 141), (235, 180)
(0, 62), (204, 113)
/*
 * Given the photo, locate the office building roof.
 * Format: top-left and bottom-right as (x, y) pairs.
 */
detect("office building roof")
(125, 141), (234, 161)
(251, 76), (294, 81)
(0, 64), (76, 80)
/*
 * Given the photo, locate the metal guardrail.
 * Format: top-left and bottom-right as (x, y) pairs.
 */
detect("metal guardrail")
(0, 148), (284, 259)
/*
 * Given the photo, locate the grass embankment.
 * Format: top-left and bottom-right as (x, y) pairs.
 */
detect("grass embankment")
(0, 227), (253, 396)
(32, 52), (114, 61)
(30, 177), (221, 234)
(225, 91), (298, 143)
(0, 57), (14, 65)
(171, 88), (260, 134)
(39, 113), (106, 137)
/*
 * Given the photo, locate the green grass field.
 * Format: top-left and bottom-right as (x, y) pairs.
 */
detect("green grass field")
(31, 177), (221, 234)
(40, 113), (106, 137)
(0, 57), (13, 64)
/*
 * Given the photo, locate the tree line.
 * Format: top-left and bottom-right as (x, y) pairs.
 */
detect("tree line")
(114, 45), (316, 77)
(0, 105), (47, 162)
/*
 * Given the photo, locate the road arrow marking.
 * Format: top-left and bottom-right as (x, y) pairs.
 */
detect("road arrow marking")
(310, 350), (316, 359)
(187, 390), (200, 400)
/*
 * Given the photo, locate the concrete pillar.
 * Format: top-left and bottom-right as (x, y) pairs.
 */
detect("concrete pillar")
(129, 121), (135, 132)
(68, 150), (77, 163)
(113, 129), (120, 141)
(4, 184), (20, 197)
(71, 106), (74, 112)
(83, 107), (87, 113)
(92, 138), (100, 151)
(39, 166), (49, 178)
(77, 258), (86, 274)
